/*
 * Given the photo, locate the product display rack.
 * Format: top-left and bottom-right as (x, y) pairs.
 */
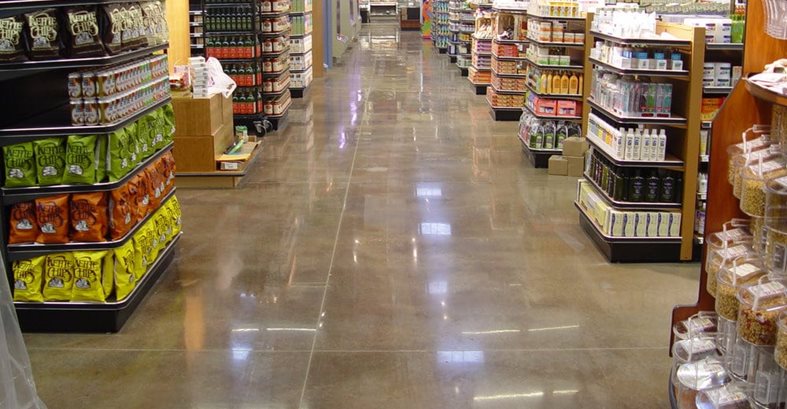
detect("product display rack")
(448, 0), (473, 64)
(0, 0), (180, 332)
(468, 9), (494, 95)
(517, 9), (587, 165)
(190, 0), (205, 56)
(577, 15), (704, 262)
(203, 0), (292, 131)
(486, 7), (527, 121)
(432, 0), (450, 51)
(289, 0), (313, 98)
(667, 0), (787, 405)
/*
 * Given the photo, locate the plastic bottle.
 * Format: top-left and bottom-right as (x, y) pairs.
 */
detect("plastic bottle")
(546, 73), (553, 94)
(658, 129), (667, 161)
(551, 72), (561, 94)
(569, 73), (579, 95)
(560, 72), (569, 94)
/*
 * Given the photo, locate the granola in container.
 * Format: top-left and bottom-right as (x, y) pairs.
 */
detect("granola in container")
(775, 311), (787, 369)
(694, 382), (753, 409)
(706, 243), (753, 297)
(740, 158), (787, 217)
(737, 278), (787, 346)
(716, 258), (766, 321)
(765, 176), (787, 275)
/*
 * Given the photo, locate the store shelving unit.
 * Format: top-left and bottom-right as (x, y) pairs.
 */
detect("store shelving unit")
(448, 0), (474, 64)
(190, 1), (205, 56)
(432, 0), (450, 52)
(369, 1), (398, 20)
(576, 15), (704, 262)
(0, 1), (180, 332)
(517, 8), (587, 164)
(486, 7), (527, 121)
(289, 0), (313, 98)
(667, 0), (787, 404)
(204, 0), (292, 131)
(468, 9), (495, 95)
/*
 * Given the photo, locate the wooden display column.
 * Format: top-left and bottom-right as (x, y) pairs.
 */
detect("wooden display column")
(166, 0), (192, 72)
(313, 0), (326, 77)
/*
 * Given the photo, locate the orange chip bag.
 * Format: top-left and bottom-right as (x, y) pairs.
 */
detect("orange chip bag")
(70, 192), (108, 242)
(8, 201), (39, 244)
(109, 183), (136, 240)
(35, 194), (70, 244)
(145, 166), (163, 211)
(131, 172), (150, 221)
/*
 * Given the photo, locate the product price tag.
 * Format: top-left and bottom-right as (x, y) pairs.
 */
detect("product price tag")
(705, 387), (748, 405)
(688, 317), (715, 333)
(748, 281), (787, 300)
(718, 245), (749, 260)
(733, 263), (762, 279)
(774, 175), (787, 190)
(754, 160), (783, 174)
(686, 339), (716, 355)
(717, 228), (749, 243)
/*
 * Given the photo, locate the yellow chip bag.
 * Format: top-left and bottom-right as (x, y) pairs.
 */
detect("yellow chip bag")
(102, 250), (114, 299)
(153, 211), (168, 251)
(71, 251), (109, 302)
(169, 195), (182, 236)
(43, 253), (75, 301)
(12, 256), (45, 302)
(132, 225), (152, 279)
(114, 241), (137, 301)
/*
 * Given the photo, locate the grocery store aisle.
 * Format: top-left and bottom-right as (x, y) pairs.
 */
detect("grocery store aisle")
(24, 24), (698, 408)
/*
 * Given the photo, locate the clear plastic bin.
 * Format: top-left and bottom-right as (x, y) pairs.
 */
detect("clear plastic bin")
(763, 0), (787, 39)
(676, 357), (730, 409)
(740, 158), (787, 217)
(675, 312), (720, 341)
(716, 259), (766, 363)
(737, 277), (787, 346)
(707, 242), (755, 297)
(765, 177), (787, 275)
(695, 382), (753, 409)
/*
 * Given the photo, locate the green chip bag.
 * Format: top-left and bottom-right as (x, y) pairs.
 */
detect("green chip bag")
(151, 109), (167, 150)
(63, 134), (97, 184)
(43, 252), (75, 301)
(34, 138), (66, 186)
(97, 134), (107, 183)
(114, 241), (137, 301)
(13, 256), (45, 302)
(4, 142), (36, 187)
(132, 226), (150, 279)
(108, 129), (133, 182)
(125, 123), (140, 167)
(135, 114), (154, 159)
(71, 250), (108, 302)
(162, 104), (175, 142)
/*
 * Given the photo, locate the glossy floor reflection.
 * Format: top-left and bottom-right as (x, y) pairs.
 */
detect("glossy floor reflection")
(26, 24), (699, 408)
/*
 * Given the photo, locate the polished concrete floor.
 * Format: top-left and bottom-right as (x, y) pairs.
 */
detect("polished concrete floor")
(25, 24), (700, 408)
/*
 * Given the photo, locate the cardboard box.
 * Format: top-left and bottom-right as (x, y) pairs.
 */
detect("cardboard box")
(172, 91), (226, 136)
(173, 122), (234, 172)
(548, 155), (568, 175)
(566, 155), (585, 177)
(562, 137), (589, 157)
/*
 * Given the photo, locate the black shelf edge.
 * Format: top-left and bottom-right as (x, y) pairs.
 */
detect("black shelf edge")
(0, 43), (168, 72)
(589, 57), (690, 79)
(492, 52), (527, 61)
(266, 99), (292, 118)
(526, 37), (585, 48)
(491, 68), (527, 78)
(490, 107), (522, 121)
(0, 0), (131, 10)
(703, 86), (733, 95)
(527, 12), (586, 21)
(493, 38), (529, 44)
(7, 189), (177, 261)
(262, 46), (292, 57)
(494, 7), (528, 13)
(589, 30), (691, 47)
(204, 31), (261, 36)
(588, 98), (688, 127)
(585, 128), (685, 168)
(14, 233), (181, 333)
(487, 97), (523, 111)
(524, 83), (584, 101)
(519, 135), (560, 168)
(525, 57), (584, 71)
(577, 203), (682, 262)
(523, 104), (581, 121)
(259, 10), (291, 16)
(264, 82), (292, 96)
(491, 85), (526, 95)
(706, 43), (744, 50)
(0, 97), (172, 140)
(583, 173), (682, 209)
(2, 143), (174, 205)
(263, 68), (289, 77)
(261, 28), (291, 37)
(289, 10), (313, 15)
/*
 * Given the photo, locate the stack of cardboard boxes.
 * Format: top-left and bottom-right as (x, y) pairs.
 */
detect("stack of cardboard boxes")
(171, 91), (234, 172)
(548, 137), (589, 177)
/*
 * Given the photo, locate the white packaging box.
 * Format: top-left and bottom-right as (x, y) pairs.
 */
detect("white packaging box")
(647, 212), (659, 237)
(623, 213), (635, 237)
(658, 213), (670, 237)
(669, 213), (682, 237)
(635, 212), (647, 237)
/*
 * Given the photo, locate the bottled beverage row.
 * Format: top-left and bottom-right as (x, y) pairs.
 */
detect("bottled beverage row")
(587, 149), (683, 204)
(204, 10), (290, 32)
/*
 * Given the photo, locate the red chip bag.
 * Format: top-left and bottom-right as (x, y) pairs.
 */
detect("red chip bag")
(109, 182), (136, 240)
(70, 192), (108, 242)
(9, 202), (38, 244)
(35, 194), (70, 244)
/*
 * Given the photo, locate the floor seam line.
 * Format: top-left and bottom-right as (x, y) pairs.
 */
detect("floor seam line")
(296, 114), (361, 409)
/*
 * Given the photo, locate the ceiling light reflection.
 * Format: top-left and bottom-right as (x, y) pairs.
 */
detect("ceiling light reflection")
(461, 329), (520, 335)
(437, 350), (484, 363)
(265, 327), (317, 332)
(474, 392), (544, 401)
(527, 325), (580, 332)
(419, 223), (451, 235)
(231, 328), (260, 332)
(553, 389), (579, 395)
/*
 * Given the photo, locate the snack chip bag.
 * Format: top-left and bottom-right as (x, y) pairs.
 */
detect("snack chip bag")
(34, 138), (66, 186)
(161, 151), (176, 192)
(70, 192), (108, 242)
(24, 9), (63, 60)
(152, 210), (169, 251)
(131, 171), (150, 221)
(123, 3), (148, 50)
(109, 182), (136, 239)
(71, 250), (109, 302)
(97, 134), (108, 183)
(161, 104), (176, 140)
(43, 252), (75, 301)
(64, 6), (105, 58)
(108, 128), (134, 182)
(102, 250), (114, 298)
(101, 4), (124, 55)
(4, 142), (36, 187)
(0, 15), (27, 62)
(145, 166), (163, 211)
(132, 225), (152, 278)
(9, 201), (39, 244)
(35, 194), (70, 244)
(13, 256), (45, 302)
(151, 109), (168, 150)
(135, 114), (155, 159)
(63, 134), (98, 184)
(114, 240), (137, 300)
(169, 195), (182, 236)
